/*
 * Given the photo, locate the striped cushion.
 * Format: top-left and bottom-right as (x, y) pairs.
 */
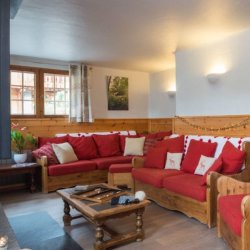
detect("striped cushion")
(32, 144), (59, 165)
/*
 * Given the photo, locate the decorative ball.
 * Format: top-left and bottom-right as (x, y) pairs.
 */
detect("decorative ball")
(135, 191), (146, 201)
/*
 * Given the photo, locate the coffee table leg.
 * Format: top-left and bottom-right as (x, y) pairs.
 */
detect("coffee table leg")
(94, 222), (104, 250)
(63, 200), (71, 226)
(136, 208), (144, 241)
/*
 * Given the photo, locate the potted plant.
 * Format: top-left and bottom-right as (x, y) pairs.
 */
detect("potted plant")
(11, 123), (37, 164)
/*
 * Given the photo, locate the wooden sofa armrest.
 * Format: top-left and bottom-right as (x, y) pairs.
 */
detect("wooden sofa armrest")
(207, 171), (222, 187)
(241, 195), (250, 250)
(36, 156), (48, 167)
(132, 157), (145, 168)
(218, 176), (250, 196)
(206, 171), (223, 228)
(35, 156), (49, 193)
(242, 195), (250, 218)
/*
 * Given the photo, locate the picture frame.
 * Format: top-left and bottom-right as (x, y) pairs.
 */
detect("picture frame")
(106, 75), (128, 110)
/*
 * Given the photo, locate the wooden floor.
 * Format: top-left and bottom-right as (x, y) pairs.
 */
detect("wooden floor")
(0, 190), (227, 250)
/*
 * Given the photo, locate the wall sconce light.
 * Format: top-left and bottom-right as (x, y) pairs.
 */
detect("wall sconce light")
(167, 90), (176, 97)
(206, 63), (227, 83)
(206, 73), (222, 83)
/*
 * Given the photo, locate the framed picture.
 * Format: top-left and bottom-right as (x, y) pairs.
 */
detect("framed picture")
(106, 75), (128, 110)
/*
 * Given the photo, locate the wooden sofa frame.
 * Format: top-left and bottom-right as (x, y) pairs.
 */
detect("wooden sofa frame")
(132, 141), (250, 228)
(217, 176), (250, 250)
(37, 156), (108, 193)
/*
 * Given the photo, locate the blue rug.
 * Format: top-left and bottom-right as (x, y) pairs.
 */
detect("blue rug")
(9, 212), (83, 250)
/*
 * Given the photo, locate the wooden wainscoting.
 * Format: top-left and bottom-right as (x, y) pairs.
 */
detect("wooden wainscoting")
(11, 118), (173, 138)
(173, 115), (250, 137)
(148, 118), (173, 133)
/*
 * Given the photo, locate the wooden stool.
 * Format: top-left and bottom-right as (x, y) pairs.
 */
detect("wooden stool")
(108, 164), (134, 191)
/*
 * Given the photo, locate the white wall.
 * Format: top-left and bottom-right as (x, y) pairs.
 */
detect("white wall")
(91, 66), (149, 118)
(10, 56), (150, 118)
(176, 30), (250, 116)
(149, 69), (176, 117)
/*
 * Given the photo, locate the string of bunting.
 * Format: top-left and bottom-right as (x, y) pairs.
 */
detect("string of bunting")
(175, 116), (250, 132)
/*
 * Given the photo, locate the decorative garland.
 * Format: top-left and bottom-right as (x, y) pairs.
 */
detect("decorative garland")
(176, 116), (250, 132)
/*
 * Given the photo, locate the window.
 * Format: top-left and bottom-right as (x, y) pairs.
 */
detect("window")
(10, 66), (69, 117)
(10, 70), (36, 115)
(44, 73), (69, 115)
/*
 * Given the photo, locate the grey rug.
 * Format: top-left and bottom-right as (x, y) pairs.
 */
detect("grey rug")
(9, 211), (83, 250)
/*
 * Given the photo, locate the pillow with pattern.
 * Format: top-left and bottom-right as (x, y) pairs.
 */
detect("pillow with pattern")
(32, 143), (59, 165)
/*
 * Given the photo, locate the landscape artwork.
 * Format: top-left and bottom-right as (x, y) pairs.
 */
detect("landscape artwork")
(106, 75), (128, 110)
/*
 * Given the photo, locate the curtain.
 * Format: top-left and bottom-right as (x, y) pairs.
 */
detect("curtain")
(69, 64), (93, 123)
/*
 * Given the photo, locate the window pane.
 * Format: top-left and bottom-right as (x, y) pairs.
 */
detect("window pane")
(44, 91), (54, 102)
(23, 101), (35, 114)
(23, 73), (35, 87)
(65, 102), (69, 113)
(55, 75), (65, 89)
(11, 100), (22, 114)
(43, 73), (69, 115)
(55, 90), (65, 101)
(11, 86), (22, 100)
(10, 70), (36, 115)
(55, 102), (65, 115)
(23, 87), (35, 101)
(44, 74), (54, 89)
(44, 101), (55, 115)
(65, 77), (69, 88)
(11, 71), (22, 86)
(65, 89), (69, 101)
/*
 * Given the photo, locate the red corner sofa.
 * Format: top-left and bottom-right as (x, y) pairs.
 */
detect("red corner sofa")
(33, 130), (171, 193)
(132, 134), (250, 228)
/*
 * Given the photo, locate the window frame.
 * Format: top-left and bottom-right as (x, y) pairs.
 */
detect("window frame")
(10, 65), (69, 118)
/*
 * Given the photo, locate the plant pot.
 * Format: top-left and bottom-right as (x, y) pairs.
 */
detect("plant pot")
(13, 153), (27, 164)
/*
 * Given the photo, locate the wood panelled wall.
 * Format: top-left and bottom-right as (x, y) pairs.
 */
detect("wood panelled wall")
(148, 118), (173, 133)
(12, 118), (173, 138)
(12, 115), (250, 139)
(173, 115), (250, 137)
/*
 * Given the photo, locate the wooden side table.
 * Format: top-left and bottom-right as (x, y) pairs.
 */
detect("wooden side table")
(0, 163), (41, 192)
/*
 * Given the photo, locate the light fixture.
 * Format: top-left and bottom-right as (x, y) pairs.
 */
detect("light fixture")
(167, 90), (176, 97)
(206, 63), (227, 83)
(206, 73), (221, 83)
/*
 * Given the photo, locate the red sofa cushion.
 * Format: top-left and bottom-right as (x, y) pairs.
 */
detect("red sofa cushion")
(156, 135), (184, 153)
(181, 140), (217, 174)
(163, 173), (207, 202)
(221, 141), (245, 174)
(68, 136), (98, 160)
(141, 131), (172, 140)
(132, 167), (184, 188)
(32, 143), (59, 166)
(144, 147), (168, 169)
(109, 163), (133, 173)
(218, 194), (244, 236)
(143, 138), (158, 155)
(155, 131), (172, 139)
(93, 134), (121, 157)
(91, 155), (133, 170)
(119, 135), (139, 152)
(38, 135), (68, 148)
(200, 157), (223, 185)
(48, 160), (97, 176)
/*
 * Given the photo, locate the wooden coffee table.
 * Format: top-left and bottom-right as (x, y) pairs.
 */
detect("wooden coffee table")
(57, 184), (150, 250)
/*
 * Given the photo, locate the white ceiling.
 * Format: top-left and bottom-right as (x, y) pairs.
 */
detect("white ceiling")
(10, 0), (250, 72)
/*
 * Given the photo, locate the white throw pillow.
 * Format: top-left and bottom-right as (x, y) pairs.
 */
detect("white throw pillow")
(52, 142), (78, 164)
(124, 137), (145, 156)
(165, 152), (182, 170)
(194, 155), (216, 175)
